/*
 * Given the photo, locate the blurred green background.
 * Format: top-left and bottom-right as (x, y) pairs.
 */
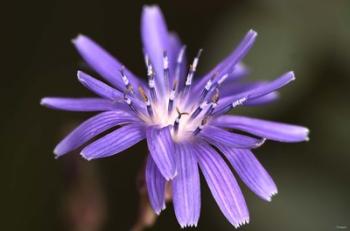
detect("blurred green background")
(2, 0), (350, 230)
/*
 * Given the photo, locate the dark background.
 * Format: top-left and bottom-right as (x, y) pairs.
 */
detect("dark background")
(2, 0), (350, 230)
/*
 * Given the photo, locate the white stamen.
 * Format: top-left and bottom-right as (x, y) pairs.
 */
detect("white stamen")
(124, 96), (131, 105)
(185, 72), (194, 86)
(144, 52), (149, 67)
(185, 49), (203, 87)
(120, 69), (129, 86)
(192, 49), (203, 70)
(232, 97), (247, 107)
(204, 79), (213, 91)
(148, 79), (155, 88)
(169, 89), (176, 100)
(199, 101), (208, 109)
(163, 51), (169, 69)
(163, 50), (170, 92)
(177, 46), (186, 63)
(217, 73), (229, 85)
(147, 64), (153, 77)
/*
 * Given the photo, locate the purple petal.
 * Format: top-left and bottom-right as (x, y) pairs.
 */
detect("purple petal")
(172, 142), (201, 228)
(145, 155), (166, 215)
(218, 63), (249, 85)
(214, 71), (295, 114)
(244, 92), (279, 106)
(247, 71), (295, 99)
(40, 97), (126, 112)
(193, 30), (257, 93)
(195, 142), (249, 228)
(220, 81), (268, 98)
(81, 124), (145, 160)
(141, 5), (169, 96)
(230, 63), (249, 80)
(146, 126), (177, 180)
(216, 144), (277, 201)
(77, 71), (123, 100)
(54, 111), (138, 157)
(212, 115), (309, 142)
(168, 32), (186, 84)
(72, 34), (143, 90)
(200, 125), (265, 149)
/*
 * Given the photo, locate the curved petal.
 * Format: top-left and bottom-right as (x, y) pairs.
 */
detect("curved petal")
(54, 111), (138, 157)
(212, 115), (309, 142)
(200, 126), (265, 149)
(230, 63), (249, 80)
(81, 124), (145, 160)
(220, 81), (266, 98)
(72, 34), (143, 90)
(40, 97), (127, 112)
(141, 5), (169, 96)
(145, 155), (166, 215)
(195, 142), (249, 228)
(247, 71), (295, 100)
(146, 126), (177, 180)
(168, 32), (186, 84)
(244, 92), (279, 106)
(213, 71), (295, 114)
(172, 142), (201, 227)
(77, 71), (123, 100)
(216, 144), (277, 201)
(193, 30), (257, 94)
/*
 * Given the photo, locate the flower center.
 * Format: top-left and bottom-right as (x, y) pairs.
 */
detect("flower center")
(119, 47), (225, 142)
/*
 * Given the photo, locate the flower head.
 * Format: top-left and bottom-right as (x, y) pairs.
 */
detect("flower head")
(41, 5), (309, 228)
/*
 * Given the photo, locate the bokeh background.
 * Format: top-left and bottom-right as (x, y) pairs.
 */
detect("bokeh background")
(2, 0), (350, 230)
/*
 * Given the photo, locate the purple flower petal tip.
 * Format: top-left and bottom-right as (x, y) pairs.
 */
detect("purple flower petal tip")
(80, 150), (97, 161)
(40, 97), (49, 106)
(77, 70), (84, 79)
(53, 147), (62, 157)
(248, 29), (258, 38)
(179, 223), (198, 229)
(285, 71), (296, 83)
(40, 98), (45, 106)
(234, 217), (250, 228)
(267, 189), (278, 202)
(80, 151), (91, 161)
(143, 4), (161, 11)
(71, 34), (85, 45)
(305, 129), (310, 141)
(76, 71), (89, 86)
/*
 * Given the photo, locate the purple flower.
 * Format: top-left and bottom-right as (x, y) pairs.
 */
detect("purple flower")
(41, 5), (309, 228)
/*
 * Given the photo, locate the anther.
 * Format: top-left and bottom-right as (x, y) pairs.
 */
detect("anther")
(217, 73), (229, 85)
(213, 96), (247, 115)
(193, 116), (209, 136)
(143, 51), (150, 67)
(163, 50), (170, 92)
(205, 89), (220, 116)
(190, 101), (208, 120)
(232, 97), (247, 108)
(185, 49), (203, 88)
(199, 73), (218, 102)
(124, 93), (137, 113)
(211, 73), (229, 90)
(119, 67), (134, 94)
(168, 80), (177, 115)
(138, 86), (153, 117)
(174, 46), (186, 84)
(147, 62), (154, 77)
(177, 46), (187, 64)
(147, 64), (157, 102)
